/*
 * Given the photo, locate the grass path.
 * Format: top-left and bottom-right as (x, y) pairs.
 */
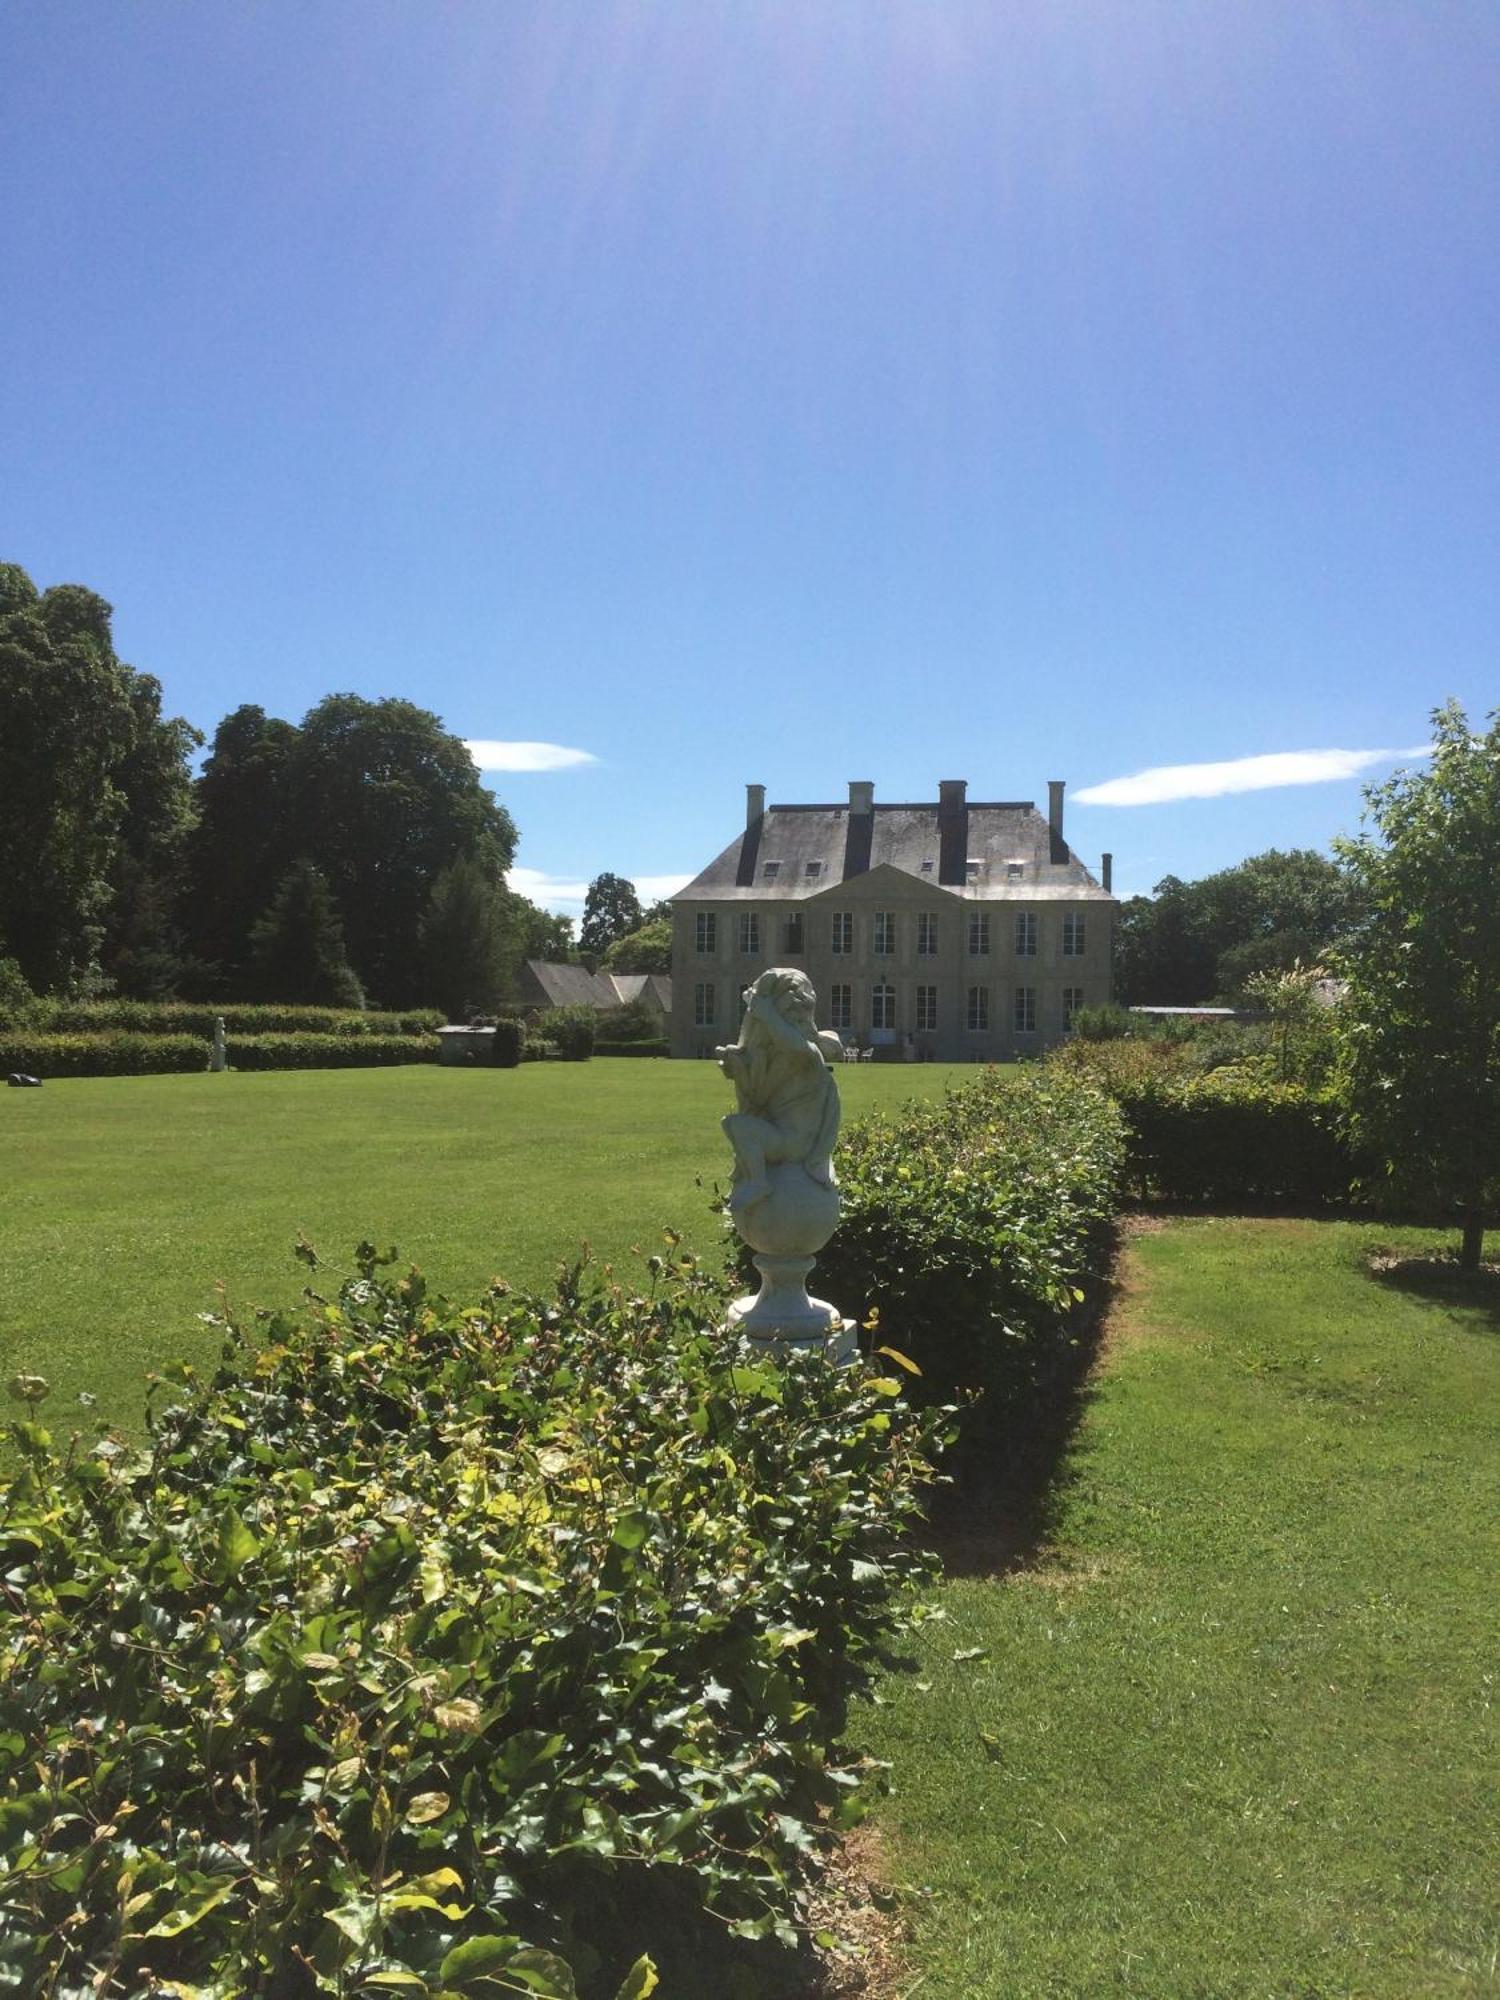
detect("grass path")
(864, 1218), (1500, 1997)
(1, 1059), (965, 1433)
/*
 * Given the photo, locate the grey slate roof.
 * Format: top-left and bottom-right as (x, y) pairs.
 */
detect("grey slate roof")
(674, 800), (1112, 903)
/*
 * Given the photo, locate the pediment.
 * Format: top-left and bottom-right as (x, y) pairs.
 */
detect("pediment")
(803, 861), (965, 905)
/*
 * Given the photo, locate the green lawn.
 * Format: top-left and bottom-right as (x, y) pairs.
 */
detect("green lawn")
(866, 1217), (1500, 1997)
(1, 1058), (966, 1434)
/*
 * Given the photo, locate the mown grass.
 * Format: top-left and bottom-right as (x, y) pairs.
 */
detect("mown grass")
(865, 1217), (1500, 1997)
(1, 1059), (966, 1435)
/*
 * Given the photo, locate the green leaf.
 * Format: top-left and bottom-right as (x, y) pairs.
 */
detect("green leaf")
(217, 1508), (259, 1576)
(439, 1935), (523, 1984)
(504, 1950), (579, 1997)
(875, 1344), (923, 1375)
(614, 1957), (659, 2000)
(143, 1877), (237, 1937)
(405, 1789), (451, 1825)
(611, 1509), (651, 1551)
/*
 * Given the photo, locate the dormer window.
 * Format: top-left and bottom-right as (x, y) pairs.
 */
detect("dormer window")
(804, 859), (824, 879)
(761, 860), (781, 880)
(966, 858), (982, 880)
(1007, 861), (1024, 880)
(920, 858), (934, 874)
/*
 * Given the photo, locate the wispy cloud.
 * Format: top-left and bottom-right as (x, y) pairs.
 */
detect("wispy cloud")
(507, 867), (691, 913)
(465, 740), (597, 773)
(1073, 745), (1430, 808)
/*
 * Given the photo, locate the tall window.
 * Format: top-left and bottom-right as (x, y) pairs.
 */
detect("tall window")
(829, 983), (852, 1030)
(917, 912), (938, 956)
(967, 985), (989, 1032)
(874, 911), (896, 955)
(968, 912), (990, 956)
(695, 912), (717, 955)
(693, 982), (716, 1027)
(783, 913), (805, 954)
(1063, 913), (1086, 957)
(871, 982), (896, 1030)
(1015, 911), (1038, 957)
(1063, 986), (1084, 1029)
(915, 984), (938, 1031)
(1014, 985), (1036, 1034)
(831, 910), (853, 955)
(738, 913), (760, 955)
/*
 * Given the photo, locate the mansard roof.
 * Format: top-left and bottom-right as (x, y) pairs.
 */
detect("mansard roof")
(674, 792), (1114, 903)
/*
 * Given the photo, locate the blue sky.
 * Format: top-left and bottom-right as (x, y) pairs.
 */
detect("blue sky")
(3, 2), (1495, 912)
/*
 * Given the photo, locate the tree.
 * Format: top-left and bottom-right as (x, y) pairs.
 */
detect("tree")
(420, 854), (513, 1019)
(507, 893), (576, 963)
(0, 564), (198, 994)
(579, 873), (643, 957)
(601, 918), (672, 975)
(1335, 703), (1500, 1268)
(247, 861), (364, 1008)
(1114, 849), (1363, 1005)
(182, 705), (300, 992)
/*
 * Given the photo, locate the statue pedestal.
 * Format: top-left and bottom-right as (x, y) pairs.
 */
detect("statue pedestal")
(725, 1254), (858, 1362)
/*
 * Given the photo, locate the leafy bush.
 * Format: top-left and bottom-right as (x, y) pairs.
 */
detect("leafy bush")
(601, 998), (663, 1044)
(534, 1006), (596, 1062)
(490, 1017), (523, 1067)
(0, 1031), (207, 1078)
(16, 1001), (444, 1037)
(228, 1033), (439, 1070)
(1048, 1040), (1358, 1205)
(0, 1245), (946, 1996)
(0, 958), (37, 1024)
(594, 1039), (669, 1059)
(1068, 1001), (1137, 1041)
(749, 1067), (1126, 1416)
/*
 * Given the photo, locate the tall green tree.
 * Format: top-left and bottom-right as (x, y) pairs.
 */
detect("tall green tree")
(0, 563), (197, 993)
(1335, 704), (1500, 1268)
(601, 918), (672, 975)
(247, 860), (364, 1008)
(579, 873), (642, 958)
(183, 705), (300, 991)
(1115, 849), (1362, 1005)
(420, 854), (512, 1019)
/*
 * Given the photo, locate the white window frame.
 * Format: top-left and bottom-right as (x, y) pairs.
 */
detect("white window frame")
(1015, 911), (1038, 957)
(967, 984), (989, 1032)
(695, 912), (717, 955)
(738, 913), (760, 955)
(693, 981), (716, 1027)
(874, 911), (896, 956)
(1014, 985), (1036, 1034)
(915, 984), (938, 1032)
(871, 981), (896, 1030)
(1063, 985), (1085, 1028)
(1063, 913), (1086, 957)
(917, 912), (938, 957)
(829, 983), (852, 1031)
(968, 912), (990, 956)
(831, 910), (853, 955)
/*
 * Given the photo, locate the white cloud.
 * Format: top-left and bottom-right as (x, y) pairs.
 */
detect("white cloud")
(465, 740), (597, 772)
(1073, 745), (1431, 808)
(506, 867), (692, 914)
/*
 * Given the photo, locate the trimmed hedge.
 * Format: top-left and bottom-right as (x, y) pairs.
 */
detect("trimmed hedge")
(227, 1032), (438, 1070)
(1047, 1040), (1359, 1205)
(742, 1066), (1126, 1416)
(595, 1038), (669, 1058)
(10, 1001), (445, 1038)
(0, 1032), (207, 1079)
(0, 1246), (946, 1996)
(491, 1017), (523, 1067)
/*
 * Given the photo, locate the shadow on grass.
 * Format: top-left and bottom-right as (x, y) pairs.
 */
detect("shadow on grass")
(1367, 1251), (1500, 1331)
(922, 1226), (1125, 1581)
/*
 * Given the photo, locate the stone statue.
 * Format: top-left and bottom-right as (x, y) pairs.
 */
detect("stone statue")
(209, 1016), (228, 1073)
(717, 968), (854, 1354)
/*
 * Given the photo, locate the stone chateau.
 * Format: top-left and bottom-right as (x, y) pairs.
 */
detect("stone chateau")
(669, 779), (1115, 1061)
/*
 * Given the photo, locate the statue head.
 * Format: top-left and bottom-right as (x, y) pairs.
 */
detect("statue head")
(743, 966), (818, 1036)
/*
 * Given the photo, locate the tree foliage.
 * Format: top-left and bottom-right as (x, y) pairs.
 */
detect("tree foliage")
(248, 861), (365, 1009)
(1115, 848), (1362, 1005)
(0, 563), (198, 994)
(580, 873), (643, 958)
(601, 918), (672, 975)
(420, 854), (513, 1020)
(1335, 704), (1500, 1266)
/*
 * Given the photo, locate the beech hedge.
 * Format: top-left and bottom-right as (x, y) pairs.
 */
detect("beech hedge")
(228, 1033), (439, 1071)
(1047, 1041), (1359, 1206)
(12, 1002), (445, 1037)
(749, 1066), (1127, 1416)
(0, 1032), (207, 1079)
(0, 1246), (947, 1997)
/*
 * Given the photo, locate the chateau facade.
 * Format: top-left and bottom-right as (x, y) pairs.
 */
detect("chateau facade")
(669, 779), (1115, 1062)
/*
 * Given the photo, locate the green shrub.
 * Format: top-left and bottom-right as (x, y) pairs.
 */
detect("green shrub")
(0, 958), (37, 1025)
(228, 1032), (438, 1070)
(594, 1038), (669, 1058)
(0, 1245), (947, 1996)
(22, 1001), (443, 1038)
(534, 1006), (596, 1062)
(490, 1017), (524, 1067)
(0, 1031), (207, 1078)
(1068, 1001), (1137, 1041)
(746, 1067), (1126, 1416)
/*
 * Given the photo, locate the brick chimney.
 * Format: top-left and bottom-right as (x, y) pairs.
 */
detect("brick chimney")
(746, 783), (766, 827)
(938, 778), (968, 885)
(1102, 851), (1113, 892)
(848, 780), (874, 816)
(1048, 780), (1067, 864)
(737, 783), (766, 886)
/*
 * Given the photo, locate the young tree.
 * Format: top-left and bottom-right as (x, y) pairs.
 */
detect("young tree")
(248, 861), (364, 1009)
(579, 873), (643, 957)
(1335, 703), (1500, 1267)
